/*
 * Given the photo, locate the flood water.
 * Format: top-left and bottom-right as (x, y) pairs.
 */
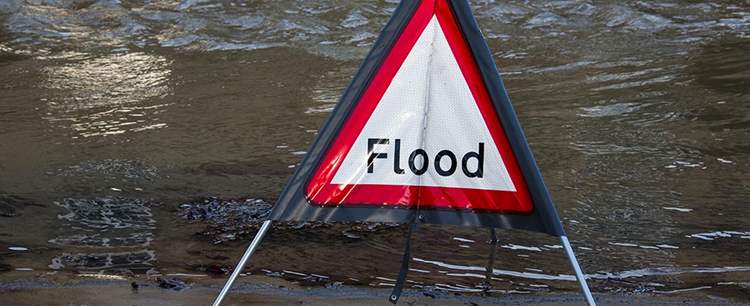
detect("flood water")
(1, 0), (749, 303)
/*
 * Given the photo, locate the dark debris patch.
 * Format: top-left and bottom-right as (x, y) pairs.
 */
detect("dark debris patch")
(179, 197), (402, 244)
(179, 197), (272, 244)
(180, 198), (272, 225)
(187, 263), (230, 275)
(156, 277), (190, 291)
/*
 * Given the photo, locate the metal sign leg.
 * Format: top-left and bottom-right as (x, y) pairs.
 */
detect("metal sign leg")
(560, 235), (596, 306)
(212, 220), (273, 306)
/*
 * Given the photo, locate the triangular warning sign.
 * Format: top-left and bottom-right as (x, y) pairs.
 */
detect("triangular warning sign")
(269, 0), (564, 236)
(218, 2), (597, 305)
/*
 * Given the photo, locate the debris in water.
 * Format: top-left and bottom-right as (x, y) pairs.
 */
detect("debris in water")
(181, 198), (271, 224)
(203, 263), (229, 275)
(179, 197), (401, 244)
(157, 277), (189, 291)
(179, 197), (272, 244)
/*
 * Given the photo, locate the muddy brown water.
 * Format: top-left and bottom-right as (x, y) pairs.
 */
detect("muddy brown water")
(1, 0), (749, 303)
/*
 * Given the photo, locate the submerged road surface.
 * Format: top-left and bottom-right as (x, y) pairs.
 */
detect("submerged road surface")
(0, 0), (749, 303)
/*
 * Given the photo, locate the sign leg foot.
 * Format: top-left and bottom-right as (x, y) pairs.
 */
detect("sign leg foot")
(560, 235), (596, 306)
(212, 220), (273, 306)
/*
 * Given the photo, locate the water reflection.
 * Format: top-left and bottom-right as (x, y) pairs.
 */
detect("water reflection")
(57, 159), (160, 181)
(49, 250), (155, 271)
(412, 256), (750, 293)
(48, 197), (156, 271)
(51, 197), (155, 246)
(307, 65), (353, 114)
(42, 52), (171, 138)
